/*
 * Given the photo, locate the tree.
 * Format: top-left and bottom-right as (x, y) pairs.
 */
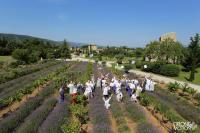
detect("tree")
(115, 54), (124, 64)
(59, 39), (71, 59)
(182, 34), (200, 81)
(145, 41), (159, 61)
(134, 48), (144, 59)
(12, 49), (30, 64)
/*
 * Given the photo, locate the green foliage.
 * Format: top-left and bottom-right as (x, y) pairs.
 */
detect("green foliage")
(135, 48), (144, 58)
(69, 104), (88, 124)
(0, 98), (42, 133)
(15, 98), (57, 133)
(151, 61), (166, 74)
(140, 93), (186, 123)
(12, 49), (30, 64)
(115, 54), (124, 64)
(140, 93), (151, 106)
(160, 64), (180, 77)
(193, 93), (200, 102)
(0, 63), (74, 133)
(110, 95), (131, 133)
(0, 64), (70, 108)
(168, 82), (180, 92)
(124, 64), (133, 72)
(76, 95), (88, 106)
(182, 33), (200, 81)
(145, 39), (184, 64)
(58, 40), (71, 59)
(182, 84), (197, 95)
(61, 117), (81, 133)
(135, 61), (143, 68)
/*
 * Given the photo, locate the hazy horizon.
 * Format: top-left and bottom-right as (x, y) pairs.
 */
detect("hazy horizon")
(0, 0), (200, 47)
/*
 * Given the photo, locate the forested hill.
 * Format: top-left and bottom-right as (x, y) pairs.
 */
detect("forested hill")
(0, 33), (87, 47)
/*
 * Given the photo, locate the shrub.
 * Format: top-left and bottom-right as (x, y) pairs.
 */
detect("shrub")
(140, 94), (150, 106)
(151, 61), (165, 74)
(124, 64), (133, 73)
(135, 61), (142, 68)
(193, 93), (200, 102)
(141, 62), (154, 72)
(12, 49), (30, 64)
(61, 117), (81, 133)
(168, 82), (180, 92)
(15, 98), (57, 133)
(182, 84), (197, 95)
(69, 104), (88, 124)
(76, 95), (88, 106)
(160, 64), (180, 77)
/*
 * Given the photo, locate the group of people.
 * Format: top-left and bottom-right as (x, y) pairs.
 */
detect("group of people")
(58, 76), (96, 104)
(58, 69), (155, 110)
(96, 73), (155, 109)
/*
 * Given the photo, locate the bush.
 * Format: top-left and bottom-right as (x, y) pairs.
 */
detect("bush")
(135, 61), (142, 68)
(124, 64), (133, 73)
(61, 117), (81, 133)
(193, 93), (200, 102)
(69, 104), (88, 124)
(140, 94), (150, 106)
(168, 82), (180, 92)
(160, 64), (180, 77)
(182, 84), (196, 95)
(141, 62), (154, 72)
(151, 61), (165, 74)
(12, 49), (30, 64)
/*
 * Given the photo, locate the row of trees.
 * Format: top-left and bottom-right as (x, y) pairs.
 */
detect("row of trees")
(0, 37), (71, 64)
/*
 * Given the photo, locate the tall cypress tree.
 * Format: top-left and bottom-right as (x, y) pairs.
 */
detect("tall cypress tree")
(182, 33), (200, 81)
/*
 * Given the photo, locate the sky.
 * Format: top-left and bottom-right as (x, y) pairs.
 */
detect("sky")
(0, 0), (200, 47)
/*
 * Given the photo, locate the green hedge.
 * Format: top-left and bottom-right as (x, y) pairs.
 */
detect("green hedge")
(160, 64), (180, 77)
(138, 61), (180, 77)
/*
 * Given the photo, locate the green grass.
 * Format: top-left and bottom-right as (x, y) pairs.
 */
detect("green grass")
(0, 56), (16, 63)
(173, 68), (200, 86)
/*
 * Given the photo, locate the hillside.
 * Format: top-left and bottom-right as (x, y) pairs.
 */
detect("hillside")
(0, 33), (87, 47)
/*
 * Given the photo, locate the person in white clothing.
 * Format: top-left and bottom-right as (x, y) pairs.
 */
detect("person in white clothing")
(103, 94), (113, 109)
(68, 81), (74, 95)
(116, 91), (123, 102)
(131, 93), (138, 102)
(149, 79), (155, 91)
(96, 77), (101, 88)
(103, 83), (110, 99)
(145, 77), (151, 91)
(101, 78), (106, 88)
(84, 86), (92, 99)
(134, 79), (139, 86)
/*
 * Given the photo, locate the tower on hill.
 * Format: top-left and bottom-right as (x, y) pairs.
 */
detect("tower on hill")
(159, 32), (176, 42)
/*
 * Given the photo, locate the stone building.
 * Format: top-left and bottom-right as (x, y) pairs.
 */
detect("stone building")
(88, 44), (97, 52)
(159, 32), (176, 42)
